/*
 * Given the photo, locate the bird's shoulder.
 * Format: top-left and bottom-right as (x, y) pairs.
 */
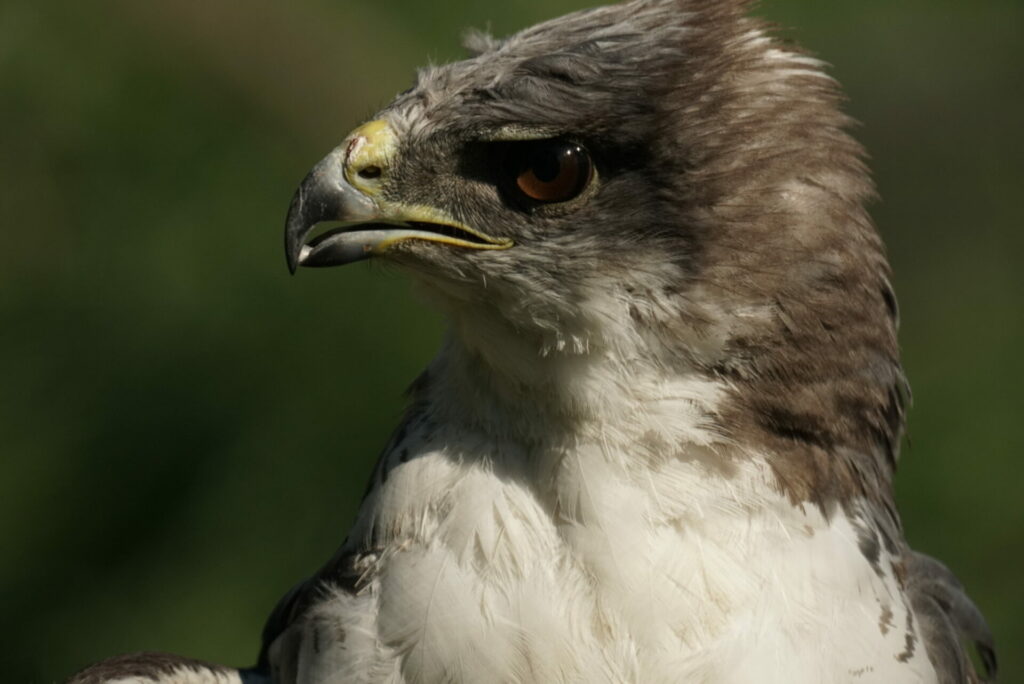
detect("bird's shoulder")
(254, 522), (385, 684)
(254, 413), (416, 683)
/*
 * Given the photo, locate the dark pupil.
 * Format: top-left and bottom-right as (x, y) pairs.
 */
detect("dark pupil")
(530, 148), (564, 183)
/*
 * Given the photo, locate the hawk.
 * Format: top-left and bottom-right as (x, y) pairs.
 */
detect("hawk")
(71, 0), (996, 682)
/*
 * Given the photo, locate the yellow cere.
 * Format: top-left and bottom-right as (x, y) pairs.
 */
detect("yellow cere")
(343, 119), (400, 196)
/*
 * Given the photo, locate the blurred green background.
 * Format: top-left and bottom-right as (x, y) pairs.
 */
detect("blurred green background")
(2, 0), (1021, 681)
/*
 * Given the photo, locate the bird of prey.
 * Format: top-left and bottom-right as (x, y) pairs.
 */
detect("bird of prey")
(70, 0), (996, 682)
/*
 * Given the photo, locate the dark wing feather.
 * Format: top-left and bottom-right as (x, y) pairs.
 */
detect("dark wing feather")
(66, 652), (268, 684)
(906, 551), (997, 683)
(254, 401), (423, 682)
(254, 549), (369, 684)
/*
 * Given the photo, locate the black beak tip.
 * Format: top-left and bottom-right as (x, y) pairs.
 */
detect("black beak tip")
(286, 247), (299, 275)
(285, 231), (301, 275)
(285, 191), (312, 276)
(283, 150), (365, 275)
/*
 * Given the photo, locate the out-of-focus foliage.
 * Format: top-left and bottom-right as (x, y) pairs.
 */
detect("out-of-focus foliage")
(1, 0), (1020, 680)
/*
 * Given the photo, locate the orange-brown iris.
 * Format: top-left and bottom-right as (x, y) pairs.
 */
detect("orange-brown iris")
(509, 141), (593, 204)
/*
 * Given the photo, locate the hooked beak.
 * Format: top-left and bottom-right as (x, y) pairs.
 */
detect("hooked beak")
(284, 145), (377, 273)
(284, 121), (512, 274)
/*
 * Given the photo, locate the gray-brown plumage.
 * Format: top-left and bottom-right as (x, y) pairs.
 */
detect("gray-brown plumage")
(69, 0), (995, 682)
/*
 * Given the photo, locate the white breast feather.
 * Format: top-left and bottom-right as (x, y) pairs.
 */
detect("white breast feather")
(288, 331), (938, 683)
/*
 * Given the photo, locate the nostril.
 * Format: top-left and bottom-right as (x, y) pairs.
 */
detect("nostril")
(358, 166), (382, 180)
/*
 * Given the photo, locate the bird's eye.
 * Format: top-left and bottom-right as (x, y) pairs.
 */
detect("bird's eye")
(504, 141), (594, 205)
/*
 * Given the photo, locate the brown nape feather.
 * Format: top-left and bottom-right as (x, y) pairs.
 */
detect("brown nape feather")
(643, 3), (905, 511)
(643, 6), (995, 680)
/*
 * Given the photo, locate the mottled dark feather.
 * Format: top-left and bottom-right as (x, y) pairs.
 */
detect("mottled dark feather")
(67, 652), (266, 684)
(906, 552), (998, 683)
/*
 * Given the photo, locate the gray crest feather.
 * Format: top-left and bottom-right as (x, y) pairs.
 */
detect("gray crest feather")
(462, 27), (503, 56)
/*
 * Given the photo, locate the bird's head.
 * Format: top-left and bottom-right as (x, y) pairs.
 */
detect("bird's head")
(286, 1), (743, 347)
(285, 0), (906, 505)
